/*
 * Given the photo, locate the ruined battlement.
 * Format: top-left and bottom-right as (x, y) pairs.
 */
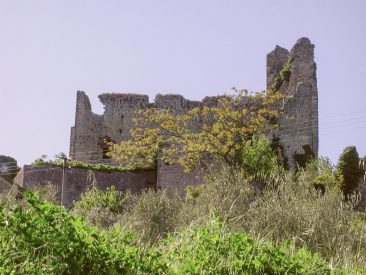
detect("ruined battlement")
(69, 37), (319, 193)
(99, 93), (150, 109)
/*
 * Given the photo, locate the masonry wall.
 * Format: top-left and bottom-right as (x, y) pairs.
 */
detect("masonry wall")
(267, 37), (318, 167)
(14, 165), (156, 206)
(69, 37), (319, 194)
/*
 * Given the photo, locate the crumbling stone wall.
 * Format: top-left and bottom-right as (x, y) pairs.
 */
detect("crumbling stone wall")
(267, 37), (318, 168)
(0, 176), (12, 193)
(14, 165), (156, 206)
(69, 37), (319, 193)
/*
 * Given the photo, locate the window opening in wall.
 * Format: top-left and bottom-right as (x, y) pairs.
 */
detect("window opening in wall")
(98, 136), (114, 159)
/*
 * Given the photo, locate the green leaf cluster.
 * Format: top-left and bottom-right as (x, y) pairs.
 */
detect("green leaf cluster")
(0, 192), (166, 274)
(239, 136), (278, 177)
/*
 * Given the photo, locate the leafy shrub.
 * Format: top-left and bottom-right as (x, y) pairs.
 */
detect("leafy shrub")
(73, 185), (127, 229)
(0, 191), (166, 274)
(75, 185), (126, 214)
(239, 136), (278, 178)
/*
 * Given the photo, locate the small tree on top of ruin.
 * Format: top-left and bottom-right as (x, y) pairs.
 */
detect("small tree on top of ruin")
(108, 90), (287, 173)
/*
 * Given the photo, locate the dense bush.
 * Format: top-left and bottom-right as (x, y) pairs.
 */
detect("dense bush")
(239, 136), (278, 179)
(0, 191), (166, 274)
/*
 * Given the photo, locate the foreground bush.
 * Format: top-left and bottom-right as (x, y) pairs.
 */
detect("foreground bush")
(0, 192), (165, 274)
(162, 219), (330, 274)
(0, 191), (335, 274)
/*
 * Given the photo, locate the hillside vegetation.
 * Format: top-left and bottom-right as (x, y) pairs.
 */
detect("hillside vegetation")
(1, 92), (365, 274)
(1, 157), (366, 274)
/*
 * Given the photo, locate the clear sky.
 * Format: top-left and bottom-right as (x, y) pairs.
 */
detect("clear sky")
(1, 0), (365, 166)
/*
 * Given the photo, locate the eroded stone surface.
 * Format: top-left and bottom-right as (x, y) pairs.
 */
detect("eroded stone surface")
(15, 165), (156, 206)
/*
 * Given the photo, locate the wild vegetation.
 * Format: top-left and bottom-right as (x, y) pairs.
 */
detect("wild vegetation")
(1, 92), (365, 274)
(1, 157), (365, 273)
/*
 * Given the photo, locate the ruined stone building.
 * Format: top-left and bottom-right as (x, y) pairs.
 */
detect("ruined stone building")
(69, 37), (318, 192)
(15, 37), (319, 204)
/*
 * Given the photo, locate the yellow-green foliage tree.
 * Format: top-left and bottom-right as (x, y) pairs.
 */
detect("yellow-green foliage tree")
(109, 90), (287, 172)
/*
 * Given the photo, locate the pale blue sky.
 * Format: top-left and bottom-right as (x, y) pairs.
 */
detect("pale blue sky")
(1, 0), (365, 166)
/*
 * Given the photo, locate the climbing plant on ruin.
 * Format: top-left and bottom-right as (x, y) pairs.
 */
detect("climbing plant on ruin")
(109, 90), (287, 172)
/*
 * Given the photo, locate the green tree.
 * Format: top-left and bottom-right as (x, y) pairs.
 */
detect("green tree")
(239, 136), (278, 177)
(109, 90), (287, 172)
(335, 146), (364, 196)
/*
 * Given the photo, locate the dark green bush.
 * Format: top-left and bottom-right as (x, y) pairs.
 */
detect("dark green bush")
(335, 146), (364, 196)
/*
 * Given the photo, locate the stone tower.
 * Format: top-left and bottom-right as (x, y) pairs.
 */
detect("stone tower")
(267, 37), (318, 167)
